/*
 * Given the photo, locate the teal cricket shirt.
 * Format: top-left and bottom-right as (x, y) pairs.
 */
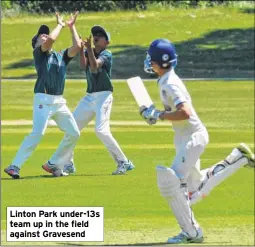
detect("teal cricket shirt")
(33, 47), (72, 95)
(85, 49), (113, 93)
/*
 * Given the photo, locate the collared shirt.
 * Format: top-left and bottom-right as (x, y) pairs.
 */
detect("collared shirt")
(158, 69), (205, 135)
(33, 47), (72, 95)
(84, 49), (113, 93)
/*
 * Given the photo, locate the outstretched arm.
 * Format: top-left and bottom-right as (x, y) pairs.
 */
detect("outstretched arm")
(41, 12), (65, 52)
(66, 11), (82, 58)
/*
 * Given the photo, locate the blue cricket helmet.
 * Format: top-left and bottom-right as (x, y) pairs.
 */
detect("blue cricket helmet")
(144, 39), (178, 74)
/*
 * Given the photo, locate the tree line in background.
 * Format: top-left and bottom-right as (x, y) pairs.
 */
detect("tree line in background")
(1, 0), (254, 13)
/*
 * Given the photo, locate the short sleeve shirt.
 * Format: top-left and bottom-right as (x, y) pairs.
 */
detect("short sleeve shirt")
(158, 70), (205, 135)
(33, 47), (72, 95)
(84, 49), (113, 93)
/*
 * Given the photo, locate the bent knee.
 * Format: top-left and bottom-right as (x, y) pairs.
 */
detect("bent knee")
(30, 131), (44, 138)
(95, 129), (110, 137)
(65, 128), (80, 139)
(156, 166), (182, 199)
(71, 129), (80, 139)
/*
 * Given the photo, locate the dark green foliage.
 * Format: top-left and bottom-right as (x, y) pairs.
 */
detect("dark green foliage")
(4, 1), (253, 13)
(10, 0), (147, 13)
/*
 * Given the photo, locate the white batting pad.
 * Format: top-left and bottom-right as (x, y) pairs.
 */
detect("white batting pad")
(156, 165), (199, 237)
(127, 76), (154, 111)
(156, 165), (180, 198)
(190, 157), (247, 205)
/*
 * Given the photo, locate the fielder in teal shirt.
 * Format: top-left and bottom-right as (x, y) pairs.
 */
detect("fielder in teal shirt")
(60, 25), (135, 175)
(84, 48), (113, 93)
(4, 12), (82, 179)
(33, 47), (72, 95)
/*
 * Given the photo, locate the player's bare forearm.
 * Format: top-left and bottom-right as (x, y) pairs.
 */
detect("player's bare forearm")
(160, 103), (191, 121)
(86, 47), (98, 72)
(50, 24), (63, 41)
(79, 49), (87, 69)
(160, 110), (190, 121)
(68, 25), (81, 57)
(71, 26), (80, 47)
(48, 12), (65, 42)
(41, 24), (63, 52)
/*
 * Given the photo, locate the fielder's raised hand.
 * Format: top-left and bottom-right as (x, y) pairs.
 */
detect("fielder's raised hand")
(56, 12), (65, 27)
(66, 11), (79, 28)
(84, 35), (92, 48)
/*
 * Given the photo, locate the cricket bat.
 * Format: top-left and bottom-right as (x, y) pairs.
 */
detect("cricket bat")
(127, 76), (154, 112)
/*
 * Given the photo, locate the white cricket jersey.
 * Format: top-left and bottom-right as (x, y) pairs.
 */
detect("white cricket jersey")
(158, 69), (206, 135)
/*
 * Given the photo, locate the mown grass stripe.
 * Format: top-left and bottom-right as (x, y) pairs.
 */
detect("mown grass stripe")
(1, 120), (254, 129)
(1, 120), (170, 126)
(2, 143), (254, 151)
(1, 128), (253, 134)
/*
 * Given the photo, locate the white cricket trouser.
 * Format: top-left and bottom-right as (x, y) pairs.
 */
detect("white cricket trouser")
(66, 91), (128, 165)
(11, 93), (80, 168)
(172, 128), (209, 191)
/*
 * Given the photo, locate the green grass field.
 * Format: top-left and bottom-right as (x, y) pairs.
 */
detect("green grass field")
(1, 5), (255, 246)
(1, 80), (254, 246)
(1, 7), (254, 79)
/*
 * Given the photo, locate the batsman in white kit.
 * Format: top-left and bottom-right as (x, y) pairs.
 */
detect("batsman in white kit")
(59, 25), (134, 175)
(129, 38), (254, 244)
(4, 12), (81, 179)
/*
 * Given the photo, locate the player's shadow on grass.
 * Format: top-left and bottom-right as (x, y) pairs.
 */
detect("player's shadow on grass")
(61, 242), (168, 246)
(5, 59), (34, 69)
(239, 7), (255, 14)
(1, 174), (112, 180)
(1, 175), (57, 180)
(61, 240), (231, 246)
(4, 28), (254, 79)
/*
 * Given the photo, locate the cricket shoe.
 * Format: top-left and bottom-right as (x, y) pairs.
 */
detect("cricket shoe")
(42, 161), (68, 177)
(237, 143), (254, 168)
(112, 160), (135, 175)
(4, 165), (20, 179)
(63, 162), (76, 174)
(167, 228), (204, 244)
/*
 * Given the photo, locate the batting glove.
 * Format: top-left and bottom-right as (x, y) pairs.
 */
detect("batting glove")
(141, 106), (162, 125)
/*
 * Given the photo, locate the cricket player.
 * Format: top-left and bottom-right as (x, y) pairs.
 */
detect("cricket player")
(4, 12), (81, 179)
(61, 25), (134, 175)
(141, 38), (254, 244)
